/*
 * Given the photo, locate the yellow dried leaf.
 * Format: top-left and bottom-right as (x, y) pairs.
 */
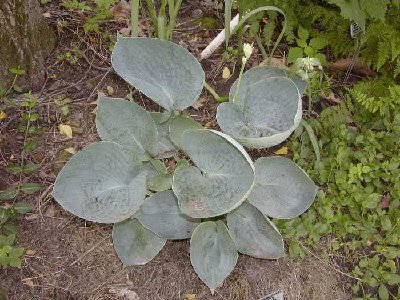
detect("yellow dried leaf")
(106, 86), (114, 95)
(64, 147), (76, 154)
(184, 294), (196, 300)
(59, 124), (73, 139)
(274, 146), (288, 155)
(25, 249), (36, 255)
(0, 111), (6, 120)
(222, 66), (231, 79)
(22, 278), (35, 287)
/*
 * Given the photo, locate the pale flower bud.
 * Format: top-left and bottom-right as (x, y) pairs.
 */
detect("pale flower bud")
(243, 43), (254, 60)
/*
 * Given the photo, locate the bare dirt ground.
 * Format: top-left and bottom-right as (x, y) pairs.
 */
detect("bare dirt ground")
(0, 1), (354, 299)
(2, 212), (352, 299)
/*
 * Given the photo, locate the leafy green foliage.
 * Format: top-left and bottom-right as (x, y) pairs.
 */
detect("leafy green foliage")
(59, 0), (117, 33)
(326, 0), (391, 29)
(61, 0), (91, 11)
(349, 78), (400, 116)
(279, 95), (400, 299)
(52, 37), (317, 293)
(84, 0), (117, 33)
(238, 0), (400, 75)
(287, 26), (328, 64)
(0, 204), (32, 269)
(360, 9), (400, 75)
(0, 89), (43, 271)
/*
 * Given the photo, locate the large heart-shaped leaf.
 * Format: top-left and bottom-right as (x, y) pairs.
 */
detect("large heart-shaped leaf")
(218, 77), (301, 148)
(227, 202), (284, 259)
(229, 66), (306, 102)
(190, 221), (238, 293)
(135, 191), (200, 239)
(149, 112), (178, 159)
(172, 129), (255, 218)
(217, 67), (303, 149)
(248, 157), (318, 219)
(169, 114), (203, 148)
(112, 218), (166, 266)
(52, 142), (147, 223)
(111, 37), (205, 111)
(96, 96), (158, 160)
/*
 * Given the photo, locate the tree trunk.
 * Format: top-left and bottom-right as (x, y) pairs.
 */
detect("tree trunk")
(0, 0), (55, 90)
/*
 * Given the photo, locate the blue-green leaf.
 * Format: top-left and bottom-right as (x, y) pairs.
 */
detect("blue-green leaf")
(111, 37), (205, 111)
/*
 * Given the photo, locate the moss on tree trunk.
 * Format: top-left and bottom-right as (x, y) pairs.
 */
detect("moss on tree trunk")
(0, 0), (55, 90)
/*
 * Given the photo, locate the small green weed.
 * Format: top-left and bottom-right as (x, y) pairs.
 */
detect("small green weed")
(1, 90), (43, 270)
(56, 48), (82, 65)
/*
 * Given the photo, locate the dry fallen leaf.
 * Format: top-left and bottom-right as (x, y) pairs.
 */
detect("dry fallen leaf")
(222, 66), (231, 79)
(109, 287), (140, 300)
(111, 0), (131, 21)
(274, 146), (288, 155)
(184, 294), (196, 300)
(22, 278), (35, 288)
(106, 85), (115, 95)
(119, 27), (131, 36)
(260, 57), (287, 68)
(59, 124), (73, 139)
(204, 121), (213, 128)
(42, 12), (51, 18)
(192, 97), (207, 110)
(25, 249), (36, 256)
(320, 92), (341, 104)
(0, 111), (6, 120)
(25, 213), (38, 221)
(64, 147), (76, 154)
(327, 58), (373, 77)
(44, 205), (56, 217)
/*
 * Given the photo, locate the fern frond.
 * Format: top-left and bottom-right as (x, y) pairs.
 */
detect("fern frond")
(350, 78), (400, 116)
(394, 59), (400, 78)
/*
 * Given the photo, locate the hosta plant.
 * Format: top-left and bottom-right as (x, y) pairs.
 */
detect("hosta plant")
(52, 36), (317, 293)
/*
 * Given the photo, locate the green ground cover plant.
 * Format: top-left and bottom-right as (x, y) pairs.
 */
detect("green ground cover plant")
(280, 94), (400, 299)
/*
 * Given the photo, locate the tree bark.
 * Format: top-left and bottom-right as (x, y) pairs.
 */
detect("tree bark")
(0, 0), (55, 90)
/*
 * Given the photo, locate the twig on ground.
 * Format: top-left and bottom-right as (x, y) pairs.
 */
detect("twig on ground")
(301, 244), (362, 281)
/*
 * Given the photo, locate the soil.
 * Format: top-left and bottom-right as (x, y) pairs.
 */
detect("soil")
(0, 1), (354, 299)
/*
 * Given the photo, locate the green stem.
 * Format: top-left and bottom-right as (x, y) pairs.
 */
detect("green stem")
(131, 0), (140, 37)
(5, 74), (18, 96)
(255, 34), (267, 60)
(301, 119), (320, 163)
(166, 0), (182, 40)
(204, 82), (228, 103)
(158, 15), (166, 39)
(231, 6), (286, 61)
(158, 0), (167, 39)
(224, 0), (233, 49)
(144, 0), (158, 36)
(14, 93), (34, 203)
(232, 61), (246, 103)
(307, 80), (312, 115)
